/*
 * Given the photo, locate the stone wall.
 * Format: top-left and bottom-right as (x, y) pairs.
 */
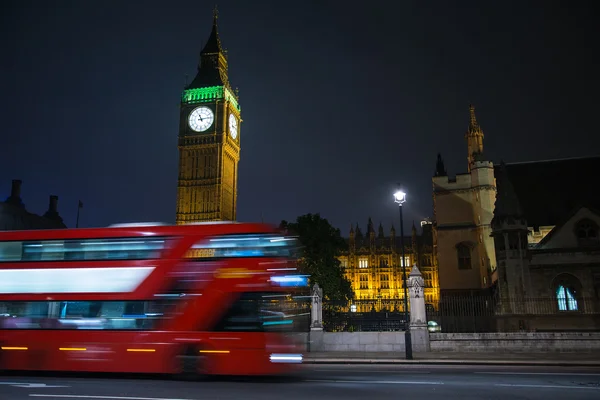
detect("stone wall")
(430, 332), (600, 353)
(300, 330), (430, 352)
(297, 331), (600, 353)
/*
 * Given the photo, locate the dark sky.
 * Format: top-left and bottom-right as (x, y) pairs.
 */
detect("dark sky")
(1, 0), (598, 235)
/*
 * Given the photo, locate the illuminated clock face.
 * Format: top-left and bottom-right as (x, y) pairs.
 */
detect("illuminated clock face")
(188, 107), (214, 132)
(229, 113), (238, 140)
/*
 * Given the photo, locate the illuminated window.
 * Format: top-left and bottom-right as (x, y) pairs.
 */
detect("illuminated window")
(556, 285), (578, 311)
(358, 258), (368, 268)
(381, 274), (389, 289)
(398, 256), (410, 267)
(553, 273), (581, 312)
(456, 243), (472, 270)
(359, 274), (368, 289)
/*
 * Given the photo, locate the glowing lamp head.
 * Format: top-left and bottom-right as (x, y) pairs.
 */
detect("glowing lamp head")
(394, 190), (407, 204)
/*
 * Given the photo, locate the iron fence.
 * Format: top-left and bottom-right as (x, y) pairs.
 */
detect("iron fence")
(321, 295), (600, 333)
(323, 299), (408, 332)
(427, 295), (600, 333)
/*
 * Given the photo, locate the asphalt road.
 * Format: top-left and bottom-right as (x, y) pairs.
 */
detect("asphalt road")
(2, 364), (600, 399)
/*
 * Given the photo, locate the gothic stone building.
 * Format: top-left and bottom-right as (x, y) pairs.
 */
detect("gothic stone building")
(338, 218), (440, 312)
(433, 105), (600, 331)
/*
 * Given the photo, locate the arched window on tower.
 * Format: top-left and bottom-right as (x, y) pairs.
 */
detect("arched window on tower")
(553, 273), (582, 312)
(456, 243), (472, 270)
(574, 219), (599, 247)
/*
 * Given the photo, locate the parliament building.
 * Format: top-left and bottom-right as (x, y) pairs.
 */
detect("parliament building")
(338, 219), (440, 312)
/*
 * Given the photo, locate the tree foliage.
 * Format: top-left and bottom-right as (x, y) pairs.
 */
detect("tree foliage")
(280, 213), (353, 301)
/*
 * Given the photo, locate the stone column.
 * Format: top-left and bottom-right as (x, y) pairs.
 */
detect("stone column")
(408, 265), (430, 352)
(310, 283), (323, 330)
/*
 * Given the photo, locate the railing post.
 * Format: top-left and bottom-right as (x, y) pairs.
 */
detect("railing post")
(408, 265), (430, 352)
(308, 283), (324, 352)
(311, 283), (323, 330)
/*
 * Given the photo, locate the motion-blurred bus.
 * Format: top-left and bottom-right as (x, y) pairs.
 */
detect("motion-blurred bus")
(0, 222), (310, 378)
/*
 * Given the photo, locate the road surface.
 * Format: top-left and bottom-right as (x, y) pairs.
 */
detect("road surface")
(2, 364), (600, 399)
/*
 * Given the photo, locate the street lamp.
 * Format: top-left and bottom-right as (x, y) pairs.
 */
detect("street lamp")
(394, 189), (413, 360)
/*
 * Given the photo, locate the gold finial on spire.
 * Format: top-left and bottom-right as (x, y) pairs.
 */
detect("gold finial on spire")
(213, 4), (219, 22)
(467, 104), (482, 135)
(466, 104), (485, 171)
(469, 104), (477, 128)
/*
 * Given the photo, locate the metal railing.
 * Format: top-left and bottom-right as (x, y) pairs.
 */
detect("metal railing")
(321, 295), (600, 333)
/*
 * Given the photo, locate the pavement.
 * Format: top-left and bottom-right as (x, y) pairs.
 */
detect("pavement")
(303, 351), (600, 366)
(2, 364), (600, 399)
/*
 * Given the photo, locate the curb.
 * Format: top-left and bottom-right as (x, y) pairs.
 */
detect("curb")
(302, 358), (600, 367)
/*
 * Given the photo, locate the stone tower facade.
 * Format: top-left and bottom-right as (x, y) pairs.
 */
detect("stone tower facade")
(432, 106), (497, 290)
(176, 9), (241, 224)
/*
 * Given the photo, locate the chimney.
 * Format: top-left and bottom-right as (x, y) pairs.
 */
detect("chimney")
(43, 195), (66, 227)
(11, 180), (22, 198)
(48, 195), (58, 214)
(44, 195), (60, 218)
(5, 179), (24, 207)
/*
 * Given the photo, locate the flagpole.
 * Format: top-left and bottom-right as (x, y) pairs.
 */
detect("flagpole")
(76, 200), (83, 228)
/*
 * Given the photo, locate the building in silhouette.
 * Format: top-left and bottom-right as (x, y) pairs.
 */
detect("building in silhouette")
(0, 179), (67, 231)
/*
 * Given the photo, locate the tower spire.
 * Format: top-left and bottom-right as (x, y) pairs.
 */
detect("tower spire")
(469, 105), (479, 132)
(465, 104), (485, 171)
(435, 153), (447, 177)
(201, 6), (223, 55)
(186, 7), (229, 90)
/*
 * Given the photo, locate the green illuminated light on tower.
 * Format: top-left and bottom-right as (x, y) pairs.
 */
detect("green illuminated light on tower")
(182, 86), (240, 111)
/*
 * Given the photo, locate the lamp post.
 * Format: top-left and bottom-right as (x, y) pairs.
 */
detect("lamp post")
(394, 190), (413, 360)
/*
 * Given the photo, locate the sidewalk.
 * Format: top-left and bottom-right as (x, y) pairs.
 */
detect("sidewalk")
(302, 351), (600, 366)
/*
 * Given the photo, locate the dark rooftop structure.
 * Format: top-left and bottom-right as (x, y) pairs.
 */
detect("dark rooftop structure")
(497, 156), (600, 229)
(0, 179), (67, 231)
(345, 218), (433, 252)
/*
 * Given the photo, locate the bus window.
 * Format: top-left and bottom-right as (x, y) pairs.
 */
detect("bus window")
(0, 237), (171, 262)
(211, 292), (310, 333)
(0, 300), (175, 330)
(187, 234), (299, 259)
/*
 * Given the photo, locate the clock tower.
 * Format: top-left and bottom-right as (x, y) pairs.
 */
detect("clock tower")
(176, 9), (241, 224)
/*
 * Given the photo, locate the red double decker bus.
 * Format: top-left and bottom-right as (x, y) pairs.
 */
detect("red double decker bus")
(0, 222), (310, 378)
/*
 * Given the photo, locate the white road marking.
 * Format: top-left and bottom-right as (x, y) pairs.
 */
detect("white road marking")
(0, 382), (69, 388)
(307, 379), (443, 385)
(494, 383), (600, 390)
(478, 372), (600, 376)
(30, 395), (198, 400)
(312, 368), (431, 373)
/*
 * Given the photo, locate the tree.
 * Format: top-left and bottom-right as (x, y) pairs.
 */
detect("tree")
(280, 213), (353, 302)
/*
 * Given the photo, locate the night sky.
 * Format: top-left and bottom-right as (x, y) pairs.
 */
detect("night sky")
(1, 0), (598, 234)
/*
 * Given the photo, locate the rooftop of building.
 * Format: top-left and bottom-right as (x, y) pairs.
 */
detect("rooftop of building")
(498, 155), (600, 228)
(0, 180), (67, 231)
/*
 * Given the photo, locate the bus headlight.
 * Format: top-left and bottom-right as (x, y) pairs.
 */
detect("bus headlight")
(269, 353), (303, 363)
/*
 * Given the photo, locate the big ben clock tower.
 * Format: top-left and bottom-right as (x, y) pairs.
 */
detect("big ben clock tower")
(176, 8), (241, 224)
